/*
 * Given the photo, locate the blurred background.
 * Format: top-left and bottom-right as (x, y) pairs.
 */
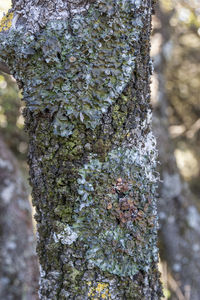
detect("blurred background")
(0, 0), (199, 299)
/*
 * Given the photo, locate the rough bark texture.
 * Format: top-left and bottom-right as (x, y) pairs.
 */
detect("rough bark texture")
(152, 5), (200, 300)
(0, 136), (39, 300)
(0, 60), (10, 74)
(0, 1), (162, 299)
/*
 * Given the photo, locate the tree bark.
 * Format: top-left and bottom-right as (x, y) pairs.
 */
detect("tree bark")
(0, 136), (39, 300)
(0, 60), (10, 74)
(152, 4), (200, 299)
(0, 1), (162, 299)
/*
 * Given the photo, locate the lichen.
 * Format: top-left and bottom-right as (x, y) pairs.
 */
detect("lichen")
(53, 224), (78, 245)
(87, 281), (111, 299)
(73, 132), (159, 278)
(0, 13), (13, 32)
(0, 0), (143, 137)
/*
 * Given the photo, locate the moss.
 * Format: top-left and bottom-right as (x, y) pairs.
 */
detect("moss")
(112, 104), (126, 127)
(54, 205), (72, 222)
(92, 139), (112, 160)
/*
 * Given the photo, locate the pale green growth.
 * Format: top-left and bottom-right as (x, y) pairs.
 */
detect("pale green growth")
(0, 12), (13, 32)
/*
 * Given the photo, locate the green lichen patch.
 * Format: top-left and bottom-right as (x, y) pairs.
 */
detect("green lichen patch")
(0, 0), (144, 137)
(73, 144), (159, 277)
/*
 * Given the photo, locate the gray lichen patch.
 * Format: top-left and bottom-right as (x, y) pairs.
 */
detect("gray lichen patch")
(11, 0), (91, 33)
(0, 0), (144, 137)
(53, 225), (78, 245)
(73, 130), (159, 278)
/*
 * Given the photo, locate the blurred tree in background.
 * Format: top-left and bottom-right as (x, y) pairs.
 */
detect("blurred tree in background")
(0, 4), (38, 300)
(0, 1), (27, 164)
(0, 73), (28, 162)
(152, 1), (200, 299)
(160, 0), (200, 198)
(0, 135), (38, 300)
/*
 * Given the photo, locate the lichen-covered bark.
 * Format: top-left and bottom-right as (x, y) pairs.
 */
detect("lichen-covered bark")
(0, 1), (162, 299)
(0, 136), (39, 300)
(152, 4), (200, 299)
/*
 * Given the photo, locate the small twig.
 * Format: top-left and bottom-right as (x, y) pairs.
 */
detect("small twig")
(168, 272), (186, 300)
(186, 118), (200, 139)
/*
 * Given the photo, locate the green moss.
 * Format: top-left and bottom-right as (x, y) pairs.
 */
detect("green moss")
(54, 205), (72, 222)
(112, 104), (126, 127)
(68, 267), (80, 282)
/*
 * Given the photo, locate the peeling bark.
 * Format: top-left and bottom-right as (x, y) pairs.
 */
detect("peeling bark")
(0, 136), (39, 300)
(0, 1), (162, 299)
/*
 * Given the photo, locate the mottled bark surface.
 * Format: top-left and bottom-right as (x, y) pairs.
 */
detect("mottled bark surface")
(152, 5), (200, 300)
(0, 1), (162, 299)
(0, 136), (39, 300)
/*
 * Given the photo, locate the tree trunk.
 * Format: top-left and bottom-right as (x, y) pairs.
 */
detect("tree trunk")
(152, 4), (200, 299)
(0, 136), (39, 300)
(0, 1), (162, 299)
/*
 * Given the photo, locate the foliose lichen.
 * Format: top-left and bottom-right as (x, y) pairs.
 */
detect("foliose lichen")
(0, 0), (143, 137)
(73, 123), (159, 278)
(53, 224), (78, 245)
